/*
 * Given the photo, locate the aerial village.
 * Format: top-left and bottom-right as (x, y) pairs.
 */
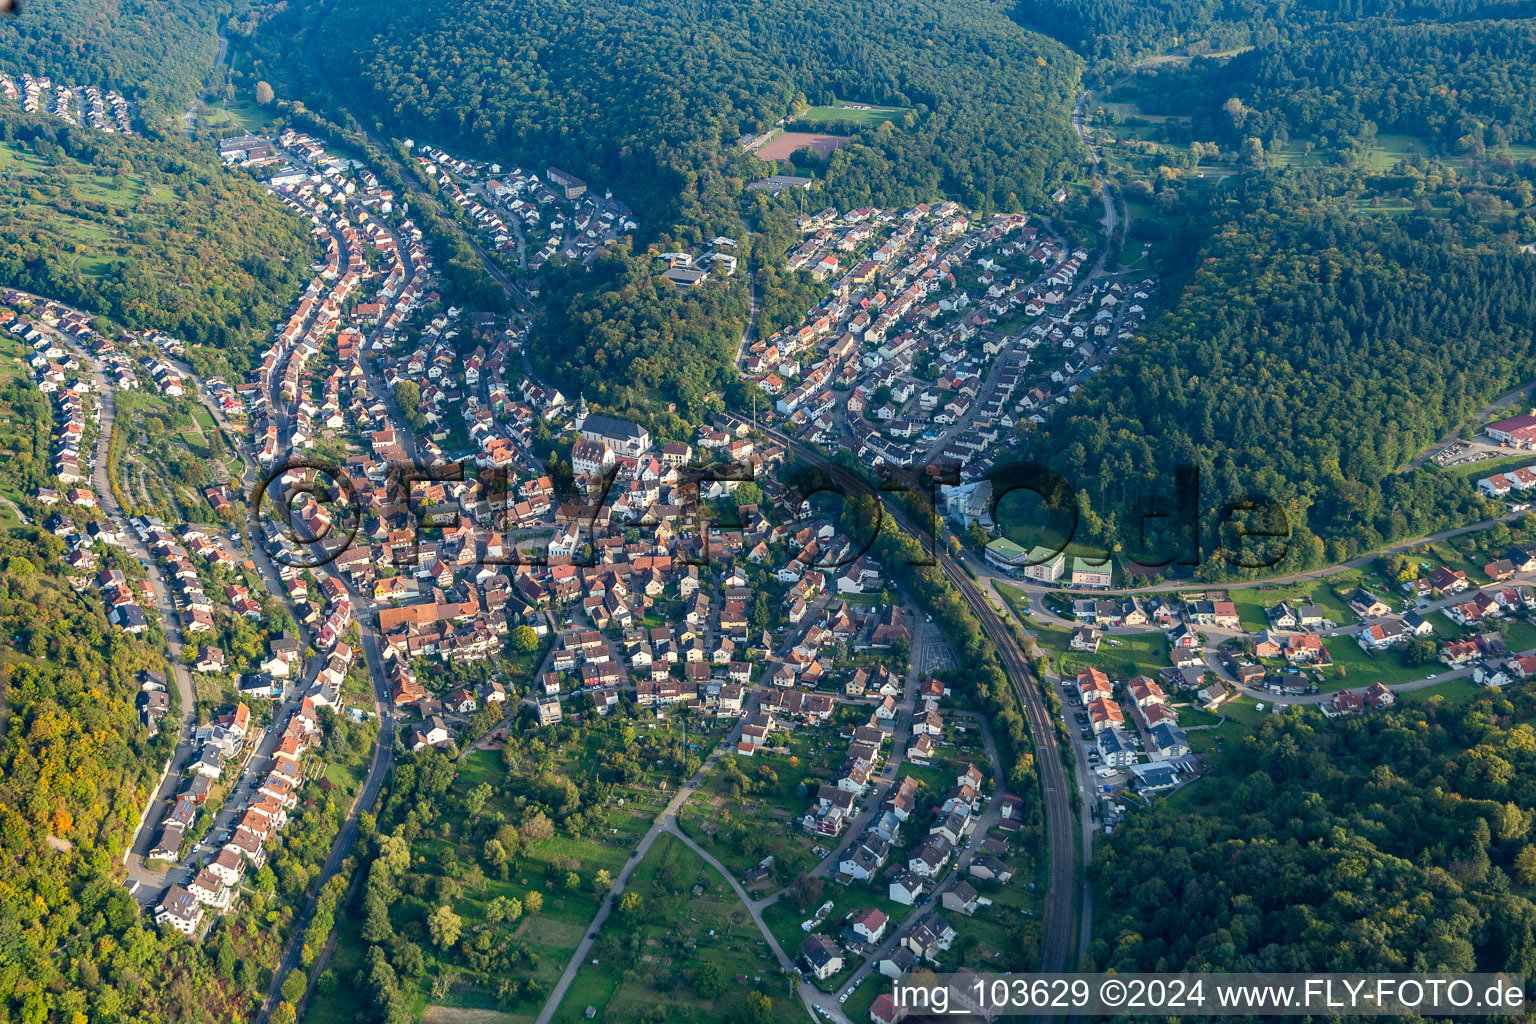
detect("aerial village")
(176, 123), (1053, 992)
(730, 201), (1153, 487)
(406, 141), (637, 271)
(15, 101), (1531, 1020)
(0, 70), (135, 132)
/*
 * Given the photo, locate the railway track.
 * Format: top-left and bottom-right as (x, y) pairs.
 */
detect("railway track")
(764, 429), (1081, 971)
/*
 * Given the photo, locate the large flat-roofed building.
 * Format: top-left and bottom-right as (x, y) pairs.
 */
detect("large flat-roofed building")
(984, 537), (1027, 570)
(546, 167), (587, 200)
(1023, 547), (1066, 582)
(984, 538), (1066, 582)
(747, 174), (813, 192)
(664, 266), (710, 288)
(217, 134), (274, 163)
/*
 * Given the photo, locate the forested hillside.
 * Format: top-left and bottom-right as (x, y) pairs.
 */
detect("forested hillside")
(534, 244), (753, 422)
(321, 0), (1083, 236)
(1022, 171), (1536, 574)
(0, 0), (228, 109)
(1092, 689), (1536, 977)
(0, 539), (204, 1022)
(0, 374), (214, 1021)
(0, 361), (382, 1021)
(1014, 0), (1536, 61)
(0, 112), (318, 369)
(1129, 18), (1536, 155)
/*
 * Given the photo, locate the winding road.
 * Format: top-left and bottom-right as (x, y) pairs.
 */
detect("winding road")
(81, 352), (201, 886)
(1071, 87), (1122, 266)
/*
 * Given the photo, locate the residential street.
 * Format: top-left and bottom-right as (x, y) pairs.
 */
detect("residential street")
(62, 336), (199, 893)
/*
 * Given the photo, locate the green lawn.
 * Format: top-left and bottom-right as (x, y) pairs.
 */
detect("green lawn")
(800, 100), (911, 127)
(0, 140), (48, 175)
(1268, 141), (1333, 169)
(1031, 621), (1171, 681)
(1227, 572), (1365, 632)
(202, 96), (278, 134)
(1426, 610), (1466, 639)
(1505, 619), (1536, 654)
(996, 582), (1034, 622)
(1362, 133), (1433, 171)
(1398, 676), (1486, 706)
(1179, 694), (1274, 762)
(1321, 636), (1435, 689)
(1220, 696), (1273, 727)
(1178, 705), (1223, 728)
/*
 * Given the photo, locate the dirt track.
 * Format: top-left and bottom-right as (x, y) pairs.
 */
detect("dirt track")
(753, 131), (847, 160)
(422, 1008), (518, 1024)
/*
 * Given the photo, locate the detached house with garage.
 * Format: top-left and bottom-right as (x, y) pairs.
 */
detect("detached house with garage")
(800, 933), (843, 981)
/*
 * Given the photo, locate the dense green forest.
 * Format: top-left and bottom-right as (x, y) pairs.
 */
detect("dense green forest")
(1125, 18), (1536, 155)
(1019, 170), (1536, 575)
(532, 244), (750, 422)
(0, 111), (317, 370)
(1015, 0), (1536, 62)
(0, 0), (227, 109)
(320, 0), (1084, 236)
(1092, 688), (1536, 977)
(0, 376), (227, 1021)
